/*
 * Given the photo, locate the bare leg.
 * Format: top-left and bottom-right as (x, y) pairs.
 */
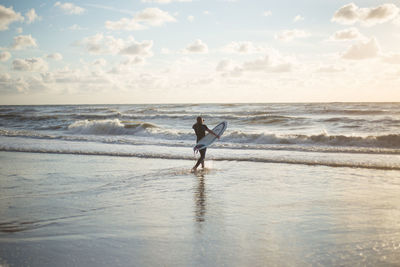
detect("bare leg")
(192, 149), (206, 171)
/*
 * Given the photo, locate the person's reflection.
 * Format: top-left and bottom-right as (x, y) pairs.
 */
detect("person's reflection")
(194, 172), (206, 224)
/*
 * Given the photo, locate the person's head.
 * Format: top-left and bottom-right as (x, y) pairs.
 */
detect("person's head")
(197, 116), (203, 124)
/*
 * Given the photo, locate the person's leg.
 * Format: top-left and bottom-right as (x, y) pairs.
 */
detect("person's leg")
(200, 149), (206, 168)
(192, 149), (206, 171)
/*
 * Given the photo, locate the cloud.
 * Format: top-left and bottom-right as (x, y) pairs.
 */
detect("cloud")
(0, 72), (11, 82)
(0, 5), (24, 31)
(105, 18), (146, 31)
(69, 24), (86, 30)
(316, 65), (345, 73)
(342, 37), (380, 60)
(25, 8), (41, 24)
(221, 41), (267, 54)
(293, 15), (304, 22)
(329, 27), (365, 41)
(78, 34), (154, 64)
(119, 40), (153, 57)
(54, 2), (85, 15)
(218, 51), (295, 78)
(46, 53), (63, 61)
(135, 8), (176, 26)
(187, 15), (194, 22)
(216, 59), (235, 72)
(332, 3), (399, 26)
(242, 56), (293, 72)
(12, 57), (48, 72)
(105, 7), (176, 31)
(93, 58), (107, 67)
(183, 39), (208, 54)
(141, 0), (192, 3)
(11, 34), (38, 50)
(263, 11), (272, 17)
(275, 29), (310, 42)
(382, 53), (400, 64)
(0, 51), (11, 62)
(16, 27), (22, 33)
(79, 34), (126, 55)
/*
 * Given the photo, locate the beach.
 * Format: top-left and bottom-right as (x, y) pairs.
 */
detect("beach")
(1, 151), (400, 266)
(1, 103), (400, 266)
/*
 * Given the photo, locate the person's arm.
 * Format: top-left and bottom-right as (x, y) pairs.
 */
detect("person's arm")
(206, 127), (220, 139)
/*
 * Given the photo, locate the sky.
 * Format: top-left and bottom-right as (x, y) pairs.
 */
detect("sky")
(0, 0), (400, 104)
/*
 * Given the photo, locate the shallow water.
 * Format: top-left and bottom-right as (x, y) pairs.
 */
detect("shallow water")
(1, 152), (400, 266)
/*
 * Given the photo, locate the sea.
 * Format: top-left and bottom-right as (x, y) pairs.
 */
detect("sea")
(1, 103), (400, 266)
(1, 103), (400, 170)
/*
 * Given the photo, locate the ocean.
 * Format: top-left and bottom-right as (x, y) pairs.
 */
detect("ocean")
(1, 103), (400, 266)
(1, 103), (400, 169)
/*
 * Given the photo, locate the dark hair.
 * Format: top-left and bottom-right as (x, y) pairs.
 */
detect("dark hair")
(197, 116), (203, 124)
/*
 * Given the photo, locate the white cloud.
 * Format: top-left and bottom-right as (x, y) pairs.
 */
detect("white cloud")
(0, 72), (11, 82)
(93, 58), (107, 66)
(0, 5), (24, 31)
(47, 53), (63, 61)
(81, 33), (104, 54)
(79, 34), (154, 64)
(187, 15), (194, 22)
(69, 24), (86, 31)
(11, 34), (38, 50)
(217, 51), (295, 78)
(221, 41), (266, 54)
(216, 59), (235, 72)
(12, 57), (48, 72)
(275, 29), (310, 42)
(105, 18), (146, 31)
(0, 51), (11, 62)
(329, 27), (365, 41)
(0, 75), (31, 94)
(25, 8), (41, 24)
(263, 11), (272, 17)
(135, 8), (176, 26)
(393, 16), (400, 26)
(121, 57), (145, 66)
(316, 65), (345, 73)
(54, 2), (85, 15)
(293, 15), (304, 22)
(332, 3), (399, 26)
(105, 7), (176, 31)
(382, 53), (400, 64)
(119, 40), (153, 57)
(242, 56), (293, 72)
(342, 37), (380, 60)
(79, 34), (126, 55)
(161, 48), (171, 54)
(141, 0), (192, 3)
(183, 39), (208, 54)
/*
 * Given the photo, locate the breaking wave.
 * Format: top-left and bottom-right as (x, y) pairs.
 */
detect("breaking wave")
(67, 119), (158, 135)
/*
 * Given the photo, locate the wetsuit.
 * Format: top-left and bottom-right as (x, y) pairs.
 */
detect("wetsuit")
(192, 123), (209, 169)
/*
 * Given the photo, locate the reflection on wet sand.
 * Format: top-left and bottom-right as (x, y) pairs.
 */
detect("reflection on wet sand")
(194, 172), (206, 224)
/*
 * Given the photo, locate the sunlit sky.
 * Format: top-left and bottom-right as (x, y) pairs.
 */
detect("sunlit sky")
(0, 0), (400, 104)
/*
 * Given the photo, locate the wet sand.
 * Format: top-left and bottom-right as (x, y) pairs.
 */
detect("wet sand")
(1, 151), (400, 266)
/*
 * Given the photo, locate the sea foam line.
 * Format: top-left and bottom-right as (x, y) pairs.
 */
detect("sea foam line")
(1, 147), (399, 171)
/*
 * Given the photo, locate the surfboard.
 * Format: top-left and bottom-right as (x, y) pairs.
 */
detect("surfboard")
(194, 121), (227, 152)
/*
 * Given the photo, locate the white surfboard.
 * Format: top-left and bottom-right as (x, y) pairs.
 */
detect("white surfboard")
(194, 121), (227, 152)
